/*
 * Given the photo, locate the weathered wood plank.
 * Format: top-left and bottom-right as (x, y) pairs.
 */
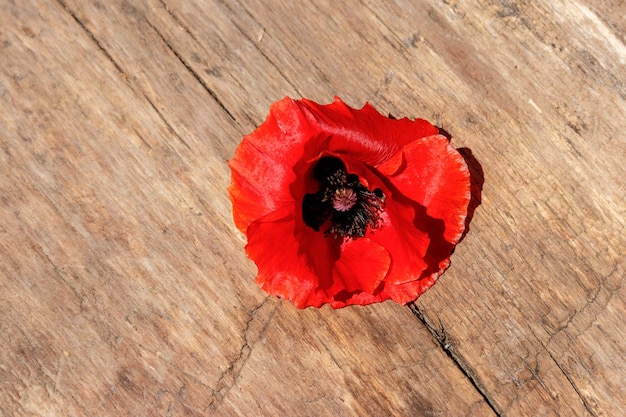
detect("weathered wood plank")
(205, 0), (626, 414)
(1, 0), (624, 416)
(0, 1), (262, 414)
(1, 0), (496, 415)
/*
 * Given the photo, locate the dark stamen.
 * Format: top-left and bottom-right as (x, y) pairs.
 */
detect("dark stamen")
(302, 157), (385, 238)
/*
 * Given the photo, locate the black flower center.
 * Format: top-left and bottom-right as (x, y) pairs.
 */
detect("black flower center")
(302, 157), (385, 238)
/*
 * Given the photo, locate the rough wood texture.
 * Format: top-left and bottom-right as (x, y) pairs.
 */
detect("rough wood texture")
(1, 0), (624, 416)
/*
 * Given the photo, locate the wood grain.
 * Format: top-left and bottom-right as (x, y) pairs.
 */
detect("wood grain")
(1, 0), (624, 416)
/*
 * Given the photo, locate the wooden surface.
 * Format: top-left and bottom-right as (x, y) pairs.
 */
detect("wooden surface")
(1, 0), (624, 415)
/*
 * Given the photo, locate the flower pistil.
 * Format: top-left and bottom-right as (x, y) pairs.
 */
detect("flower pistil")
(302, 156), (385, 239)
(332, 188), (357, 212)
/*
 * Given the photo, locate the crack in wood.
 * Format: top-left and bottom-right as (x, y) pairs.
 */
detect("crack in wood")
(145, 19), (237, 123)
(140, 90), (191, 150)
(163, 381), (187, 417)
(206, 298), (276, 413)
(317, 337), (344, 371)
(156, 0), (199, 44)
(215, 0), (303, 98)
(409, 303), (503, 417)
(57, 0), (199, 151)
(55, 0), (126, 77)
(547, 349), (599, 417)
(531, 267), (621, 417)
(546, 265), (620, 348)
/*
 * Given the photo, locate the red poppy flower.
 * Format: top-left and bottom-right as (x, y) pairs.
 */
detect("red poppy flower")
(229, 97), (474, 308)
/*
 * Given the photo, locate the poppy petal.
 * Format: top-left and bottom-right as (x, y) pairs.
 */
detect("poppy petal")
(368, 199), (431, 285)
(382, 135), (471, 244)
(331, 237), (390, 295)
(298, 97), (439, 167)
(379, 268), (443, 305)
(228, 98), (322, 232)
(246, 211), (326, 308)
(246, 208), (391, 308)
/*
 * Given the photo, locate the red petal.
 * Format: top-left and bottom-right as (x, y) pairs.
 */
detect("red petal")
(368, 199), (430, 285)
(381, 134), (471, 244)
(246, 210), (329, 308)
(379, 268), (443, 305)
(331, 237), (390, 295)
(228, 97), (322, 232)
(298, 97), (439, 168)
(246, 209), (391, 308)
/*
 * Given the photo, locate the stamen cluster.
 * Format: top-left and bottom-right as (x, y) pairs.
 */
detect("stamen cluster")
(302, 157), (385, 238)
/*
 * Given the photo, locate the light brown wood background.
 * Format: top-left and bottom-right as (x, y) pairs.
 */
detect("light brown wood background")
(1, 0), (624, 416)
